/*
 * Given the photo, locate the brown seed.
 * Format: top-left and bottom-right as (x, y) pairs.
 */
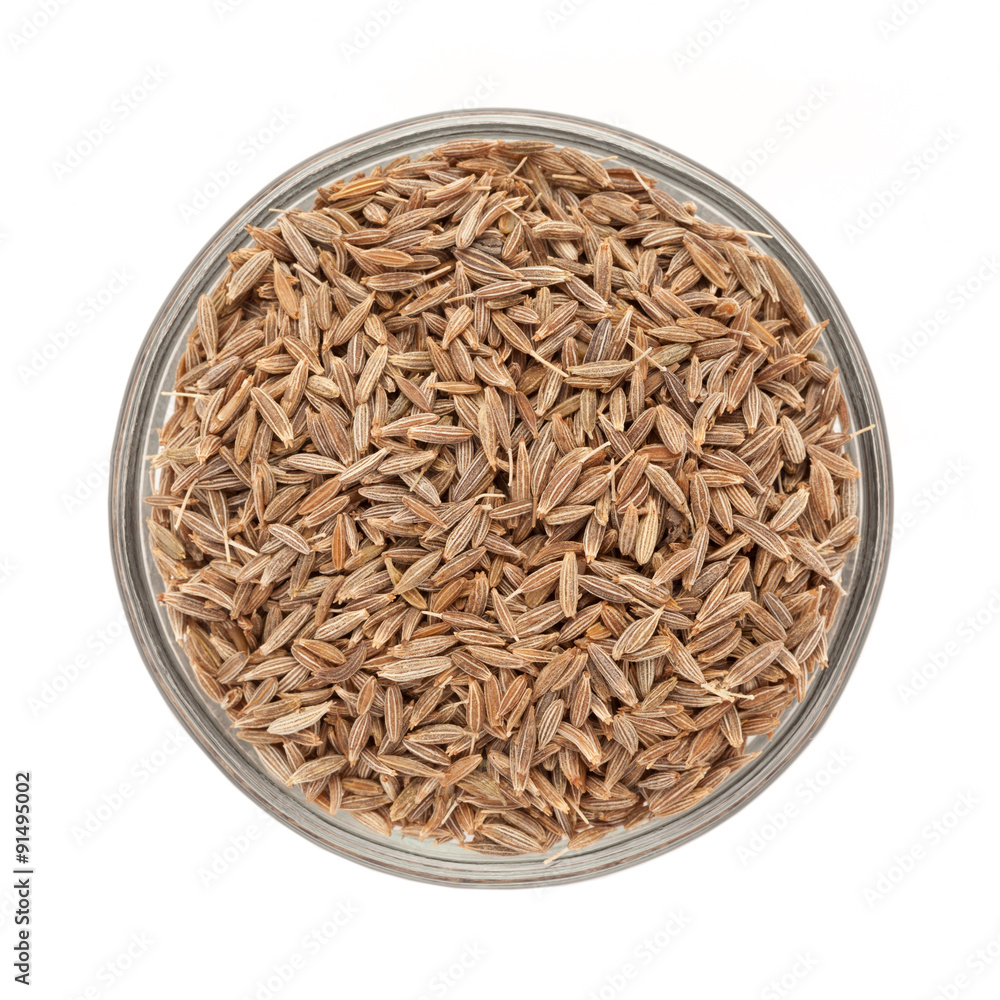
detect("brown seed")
(250, 387), (295, 447)
(612, 609), (664, 659)
(267, 701), (332, 736)
(227, 249), (273, 302)
(558, 551), (579, 618)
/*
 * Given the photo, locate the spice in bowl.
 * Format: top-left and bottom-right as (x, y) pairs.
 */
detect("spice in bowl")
(144, 138), (860, 857)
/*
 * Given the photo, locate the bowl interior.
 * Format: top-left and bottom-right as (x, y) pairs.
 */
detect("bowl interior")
(110, 110), (891, 886)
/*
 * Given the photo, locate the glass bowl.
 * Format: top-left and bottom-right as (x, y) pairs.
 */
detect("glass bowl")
(109, 109), (892, 887)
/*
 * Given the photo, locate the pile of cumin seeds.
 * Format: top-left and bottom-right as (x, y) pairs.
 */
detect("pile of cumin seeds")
(145, 137), (861, 857)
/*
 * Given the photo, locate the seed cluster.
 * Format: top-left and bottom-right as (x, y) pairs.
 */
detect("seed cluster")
(146, 138), (860, 857)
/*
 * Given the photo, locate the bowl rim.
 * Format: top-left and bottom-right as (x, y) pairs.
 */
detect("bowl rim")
(109, 107), (893, 887)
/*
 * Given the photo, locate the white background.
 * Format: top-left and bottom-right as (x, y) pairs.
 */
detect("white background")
(4, 0), (999, 997)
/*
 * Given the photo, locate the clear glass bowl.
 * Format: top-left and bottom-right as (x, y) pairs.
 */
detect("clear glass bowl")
(109, 109), (892, 887)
